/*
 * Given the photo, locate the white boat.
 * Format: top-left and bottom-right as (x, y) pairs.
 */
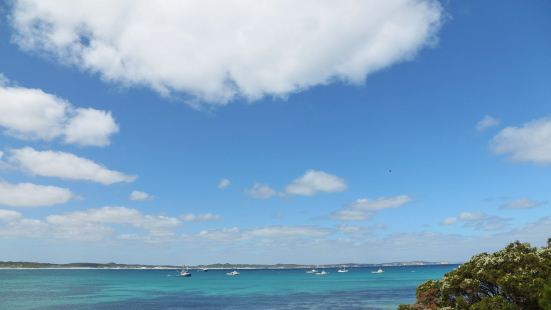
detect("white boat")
(197, 267), (209, 272)
(180, 266), (192, 277)
(337, 265), (349, 273)
(315, 270), (328, 276)
(371, 268), (384, 274)
(226, 270), (240, 276)
(306, 268), (318, 274)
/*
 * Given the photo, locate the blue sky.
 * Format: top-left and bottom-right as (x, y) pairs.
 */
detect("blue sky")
(0, 0), (550, 265)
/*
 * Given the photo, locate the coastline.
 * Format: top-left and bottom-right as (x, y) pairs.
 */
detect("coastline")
(0, 262), (458, 270)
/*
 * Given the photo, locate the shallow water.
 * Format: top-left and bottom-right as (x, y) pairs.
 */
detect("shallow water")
(0, 265), (456, 309)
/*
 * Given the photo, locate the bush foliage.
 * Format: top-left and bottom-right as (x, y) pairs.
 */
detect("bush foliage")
(399, 239), (551, 309)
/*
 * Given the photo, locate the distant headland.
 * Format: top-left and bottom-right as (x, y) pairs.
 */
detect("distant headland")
(0, 261), (453, 269)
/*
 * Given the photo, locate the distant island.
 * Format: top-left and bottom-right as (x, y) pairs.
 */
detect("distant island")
(0, 261), (453, 269)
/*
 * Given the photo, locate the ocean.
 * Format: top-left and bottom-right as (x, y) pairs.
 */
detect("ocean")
(0, 265), (456, 309)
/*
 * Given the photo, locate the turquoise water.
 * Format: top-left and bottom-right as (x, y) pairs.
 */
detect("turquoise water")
(0, 265), (456, 309)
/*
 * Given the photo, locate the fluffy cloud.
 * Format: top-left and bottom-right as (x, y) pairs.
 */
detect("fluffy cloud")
(0, 84), (118, 146)
(0, 206), (181, 241)
(10, 0), (443, 105)
(181, 213), (221, 222)
(0, 181), (73, 207)
(245, 183), (278, 199)
(491, 117), (551, 164)
(442, 212), (510, 231)
(246, 170), (346, 199)
(333, 195), (411, 220)
(285, 170), (347, 196)
(476, 115), (499, 131)
(63, 108), (119, 146)
(500, 199), (546, 210)
(9, 147), (136, 185)
(129, 190), (151, 201)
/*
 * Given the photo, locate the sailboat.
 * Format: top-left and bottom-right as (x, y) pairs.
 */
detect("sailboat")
(337, 265), (349, 273)
(315, 270), (328, 276)
(180, 266), (192, 277)
(306, 268), (318, 274)
(226, 270), (240, 276)
(371, 267), (384, 274)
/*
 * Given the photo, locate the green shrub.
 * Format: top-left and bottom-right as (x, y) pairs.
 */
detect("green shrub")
(399, 238), (551, 309)
(540, 281), (551, 310)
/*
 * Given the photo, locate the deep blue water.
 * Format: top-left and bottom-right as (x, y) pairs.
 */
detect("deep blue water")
(0, 265), (457, 309)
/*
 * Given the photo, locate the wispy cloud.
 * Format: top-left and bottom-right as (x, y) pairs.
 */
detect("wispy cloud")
(476, 115), (499, 131)
(9, 147), (136, 185)
(217, 178), (231, 189)
(198, 225), (330, 243)
(0, 209), (23, 221)
(332, 195), (412, 221)
(500, 198), (546, 210)
(245, 183), (278, 199)
(181, 213), (221, 222)
(0, 206), (181, 242)
(441, 212), (510, 231)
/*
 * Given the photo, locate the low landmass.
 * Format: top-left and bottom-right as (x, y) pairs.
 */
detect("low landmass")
(0, 261), (452, 270)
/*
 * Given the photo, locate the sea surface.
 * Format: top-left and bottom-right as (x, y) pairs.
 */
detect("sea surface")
(0, 265), (457, 310)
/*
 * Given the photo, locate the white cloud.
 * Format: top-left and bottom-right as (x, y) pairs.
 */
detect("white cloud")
(245, 183), (278, 199)
(198, 227), (241, 242)
(129, 190), (151, 201)
(0, 206), (181, 241)
(181, 213), (221, 222)
(217, 178), (231, 189)
(500, 198), (546, 210)
(285, 170), (346, 196)
(0, 181), (73, 207)
(441, 217), (457, 225)
(441, 211), (510, 231)
(10, 0), (443, 106)
(491, 117), (551, 164)
(198, 225), (329, 242)
(338, 225), (364, 234)
(333, 195), (411, 220)
(476, 115), (499, 131)
(0, 74), (9, 86)
(9, 147), (136, 185)
(244, 226), (330, 239)
(457, 212), (485, 221)
(0, 209), (23, 221)
(63, 108), (119, 146)
(0, 84), (118, 146)
(0, 151), (5, 170)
